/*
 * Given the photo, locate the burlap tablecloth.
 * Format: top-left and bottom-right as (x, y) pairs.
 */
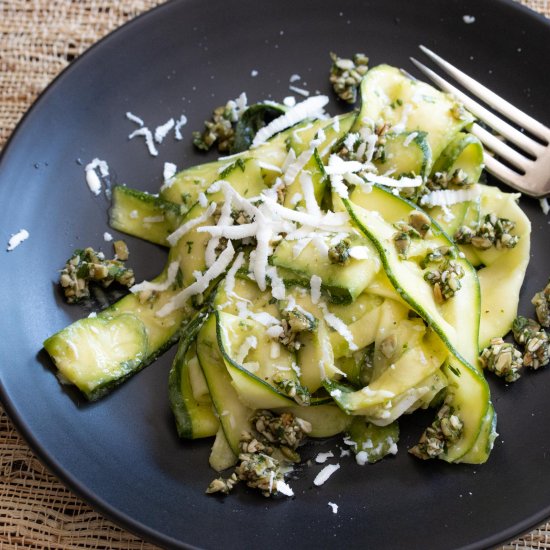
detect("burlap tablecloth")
(1, 1), (549, 548)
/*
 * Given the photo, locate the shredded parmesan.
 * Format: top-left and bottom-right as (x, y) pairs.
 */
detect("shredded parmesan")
(420, 186), (481, 207)
(310, 275), (322, 304)
(315, 451), (334, 464)
(299, 171), (321, 216)
(276, 480), (294, 497)
(154, 119), (175, 143)
(313, 463), (340, 486)
(328, 502), (339, 514)
(349, 246), (370, 259)
(362, 172), (422, 188)
(157, 242), (236, 317)
(224, 251), (245, 296)
(126, 111), (144, 126)
(403, 131), (419, 147)
(267, 266), (286, 300)
(6, 229), (29, 251)
(289, 85), (310, 97)
(166, 202), (216, 247)
(174, 114), (188, 140)
(85, 158), (109, 195)
(163, 162), (177, 184)
(283, 96), (296, 107)
(235, 335), (258, 364)
(320, 303), (357, 351)
(128, 127), (158, 157)
(130, 261), (180, 294)
(251, 96), (328, 148)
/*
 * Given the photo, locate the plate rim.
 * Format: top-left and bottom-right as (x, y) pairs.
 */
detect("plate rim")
(1, 0), (550, 548)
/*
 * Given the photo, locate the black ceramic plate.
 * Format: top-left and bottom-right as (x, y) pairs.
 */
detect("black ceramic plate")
(1, 0), (550, 548)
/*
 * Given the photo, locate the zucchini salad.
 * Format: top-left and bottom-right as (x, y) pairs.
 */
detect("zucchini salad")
(44, 57), (546, 498)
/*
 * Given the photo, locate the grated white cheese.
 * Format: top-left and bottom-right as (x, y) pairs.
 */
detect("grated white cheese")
(420, 186), (481, 207)
(289, 85), (310, 97)
(6, 229), (29, 251)
(129, 127), (158, 157)
(313, 463), (340, 486)
(198, 192), (208, 208)
(324, 154), (365, 176)
(130, 261), (180, 294)
(283, 96), (296, 107)
(251, 69), (259, 77)
(403, 131), (418, 147)
(360, 387), (395, 398)
(267, 265), (286, 300)
(129, 210), (138, 219)
(154, 118), (175, 143)
(237, 300), (281, 327)
(258, 161), (283, 174)
(85, 158), (109, 195)
(289, 192), (303, 206)
(362, 172), (422, 188)
(300, 171), (322, 216)
(174, 114), (188, 140)
(349, 246), (370, 260)
(320, 303), (357, 351)
(270, 341), (281, 359)
(205, 194), (233, 268)
(315, 451), (334, 464)
(540, 197), (549, 215)
(157, 242), (235, 317)
(103, 232), (113, 242)
(126, 111), (144, 126)
(310, 275), (322, 304)
(343, 132), (359, 150)
(252, 95), (328, 148)
(266, 324), (284, 338)
(163, 162), (177, 184)
(289, 73), (301, 82)
(276, 480), (294, 497)
(328, 502), (339, 514)
(224, 251), (245, 296)
(167, 202), (216, 247)
(463, 14), (476, 24)
(355, 451), (369, 466)
(235, 335), (258, 364)
(283, 144), (319, 185)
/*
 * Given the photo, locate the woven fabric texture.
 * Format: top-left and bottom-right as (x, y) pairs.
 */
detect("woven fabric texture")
(0, 1), (549, 548)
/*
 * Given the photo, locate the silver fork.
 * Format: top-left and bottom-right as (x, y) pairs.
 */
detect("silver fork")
(410, 45), (550, 198)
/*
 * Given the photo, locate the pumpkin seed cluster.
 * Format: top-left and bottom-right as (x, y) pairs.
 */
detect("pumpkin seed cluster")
(454, 213), (519, 250)
(59, 243), (134, 304)
(409, 400), (464, 459)
(480, 337), (523, 383)
(329, 52), (369, 104)
(206, 411), (311, 497)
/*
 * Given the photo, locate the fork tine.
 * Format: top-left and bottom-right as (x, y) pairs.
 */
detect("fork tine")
(410, 57), (545, 158)
(419, 45), (550, 144)
(470, 123), (532, 172)
(483, 154), (538, 196)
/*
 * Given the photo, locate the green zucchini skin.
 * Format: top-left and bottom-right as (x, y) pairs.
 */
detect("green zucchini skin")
(168, 310), (218, 439)
(196, 314), (252, 464)
(354, 64), (475, 161)
(44, 293), (194, 401)
(343, 185), (491, 463)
